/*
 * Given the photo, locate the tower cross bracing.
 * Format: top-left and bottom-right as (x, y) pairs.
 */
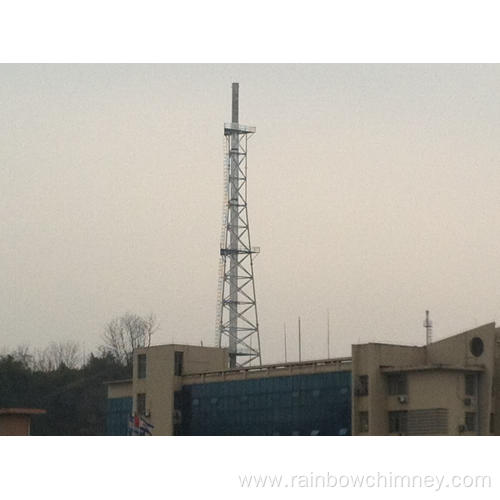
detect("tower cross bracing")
(215, 83), (262, 368)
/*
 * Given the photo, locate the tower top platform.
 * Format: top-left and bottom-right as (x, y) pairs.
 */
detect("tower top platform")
(224, 123), (256, 135)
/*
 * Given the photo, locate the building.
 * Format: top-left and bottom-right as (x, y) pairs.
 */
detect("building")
(178, 358), (351, 436)
(107, 344), (228, 435)
(352, 322), (497, 436)
(106, 322), (500, 436)
(0, 408), (46, 436)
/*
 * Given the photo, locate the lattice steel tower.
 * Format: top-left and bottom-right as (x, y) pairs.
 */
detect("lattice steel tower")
(215, 83), (262, 368)
(424, 310), (433, 345)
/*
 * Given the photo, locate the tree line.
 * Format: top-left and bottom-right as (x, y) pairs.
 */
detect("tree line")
(0, 312), (157, 435)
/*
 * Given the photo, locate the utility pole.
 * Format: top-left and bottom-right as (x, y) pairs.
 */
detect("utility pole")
(284, 322), (288, 363)
(298, 316), (302, 363)
(327, 309), (330, 359)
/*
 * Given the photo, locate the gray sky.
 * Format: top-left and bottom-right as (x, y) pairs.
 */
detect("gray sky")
(2, 64), (500, 364)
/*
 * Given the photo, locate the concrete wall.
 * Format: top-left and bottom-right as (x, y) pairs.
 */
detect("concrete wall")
(107, 380), (132, 400)
(0, 415), (31, 436)
(132, 344), (228, 435)
(352, 324), (497, 435)
(352, 343), (425, 435)
(404, 370), (477, 435)
(427, 323), (496, 435)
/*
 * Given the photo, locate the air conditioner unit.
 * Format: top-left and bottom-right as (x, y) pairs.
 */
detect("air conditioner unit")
(398, 395), (408, 404)
(464, 398), (472, 406)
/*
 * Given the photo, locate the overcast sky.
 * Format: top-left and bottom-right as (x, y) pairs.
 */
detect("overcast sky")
(2, 64), (500, 363)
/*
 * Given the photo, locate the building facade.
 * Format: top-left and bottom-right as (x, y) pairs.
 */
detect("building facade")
(107, 344), (228, 435)
(107, 323), (500, 436)
(0, 408), (46, 436)
(352, 323), (498, 435)
(177, 360), (351, 436)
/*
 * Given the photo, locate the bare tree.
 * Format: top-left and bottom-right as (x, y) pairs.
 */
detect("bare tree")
(102, 312), (158, 366)
(10, 344), (34, 369)
(33, 341), (81, 371)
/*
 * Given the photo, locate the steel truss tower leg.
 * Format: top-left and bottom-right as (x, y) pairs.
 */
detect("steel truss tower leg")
(215, 83), (262, 367)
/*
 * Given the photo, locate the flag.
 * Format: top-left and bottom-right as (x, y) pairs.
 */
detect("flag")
(139, 416), (154, 436)
(128, 413), (154, 436)
(127, 415), (138, 435)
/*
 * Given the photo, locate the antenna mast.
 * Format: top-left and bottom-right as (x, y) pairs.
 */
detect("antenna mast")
(298, 316), (302, 362)
(284, 323), (288, 363)
(327, 309), (330, 359)
(215, 83), (262, 367)
(423, 310), (433, 345)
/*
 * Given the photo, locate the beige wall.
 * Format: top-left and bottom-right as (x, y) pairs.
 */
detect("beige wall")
(352, 343), (425, 435)
(403, 370), (480, 435)
(427, 323), (496, 435)
(107, 380), (132, 399)
(352, 324), (497, 436)
(0, 415), (31, 436)
(132, 344), (228, 435)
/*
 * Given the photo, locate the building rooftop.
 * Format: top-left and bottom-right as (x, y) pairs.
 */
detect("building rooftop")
(0, 408), (46, 416)
(381, 364), (485, 373)
(181, 356), (352, 385)
(104, 378), (133, 385)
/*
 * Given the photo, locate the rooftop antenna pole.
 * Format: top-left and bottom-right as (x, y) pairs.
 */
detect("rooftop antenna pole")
(298, 316), (302, 362)
(327, 309), (331, 359)
(424, 310), (433, 345)
(284, 322), (288, 363)
(215, 83), (262, 367)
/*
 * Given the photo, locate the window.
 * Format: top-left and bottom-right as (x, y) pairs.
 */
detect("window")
(465, 374), (476, 396)
(356, 375), (369, 396)
(137, 393), (146, 416)
(470, 337), (484, 357)
(465, 412), (476, 432)
(490, 413), (495, 434)
(174, 351), (184, 376)
(137, 354), (147, 379)
(358, 411), (369, 433)
(387, 373), (408, 396)
(388, 411), (408, 434)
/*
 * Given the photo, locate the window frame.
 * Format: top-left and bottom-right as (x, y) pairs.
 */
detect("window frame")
(356, 375), (369, 396)
(465, 412), (476, 432)
(137, 353), (147, 379)
(465, 374), (476, 397)
(174, 351), (184, 376)
(137, 393), (146, 416)
(358, 411), (369, 433)
(388, 410), (408, 434)
(387, 373), (408, 396)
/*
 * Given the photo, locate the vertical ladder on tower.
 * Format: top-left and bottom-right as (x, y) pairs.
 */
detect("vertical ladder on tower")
(214, 137), (230, 347)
